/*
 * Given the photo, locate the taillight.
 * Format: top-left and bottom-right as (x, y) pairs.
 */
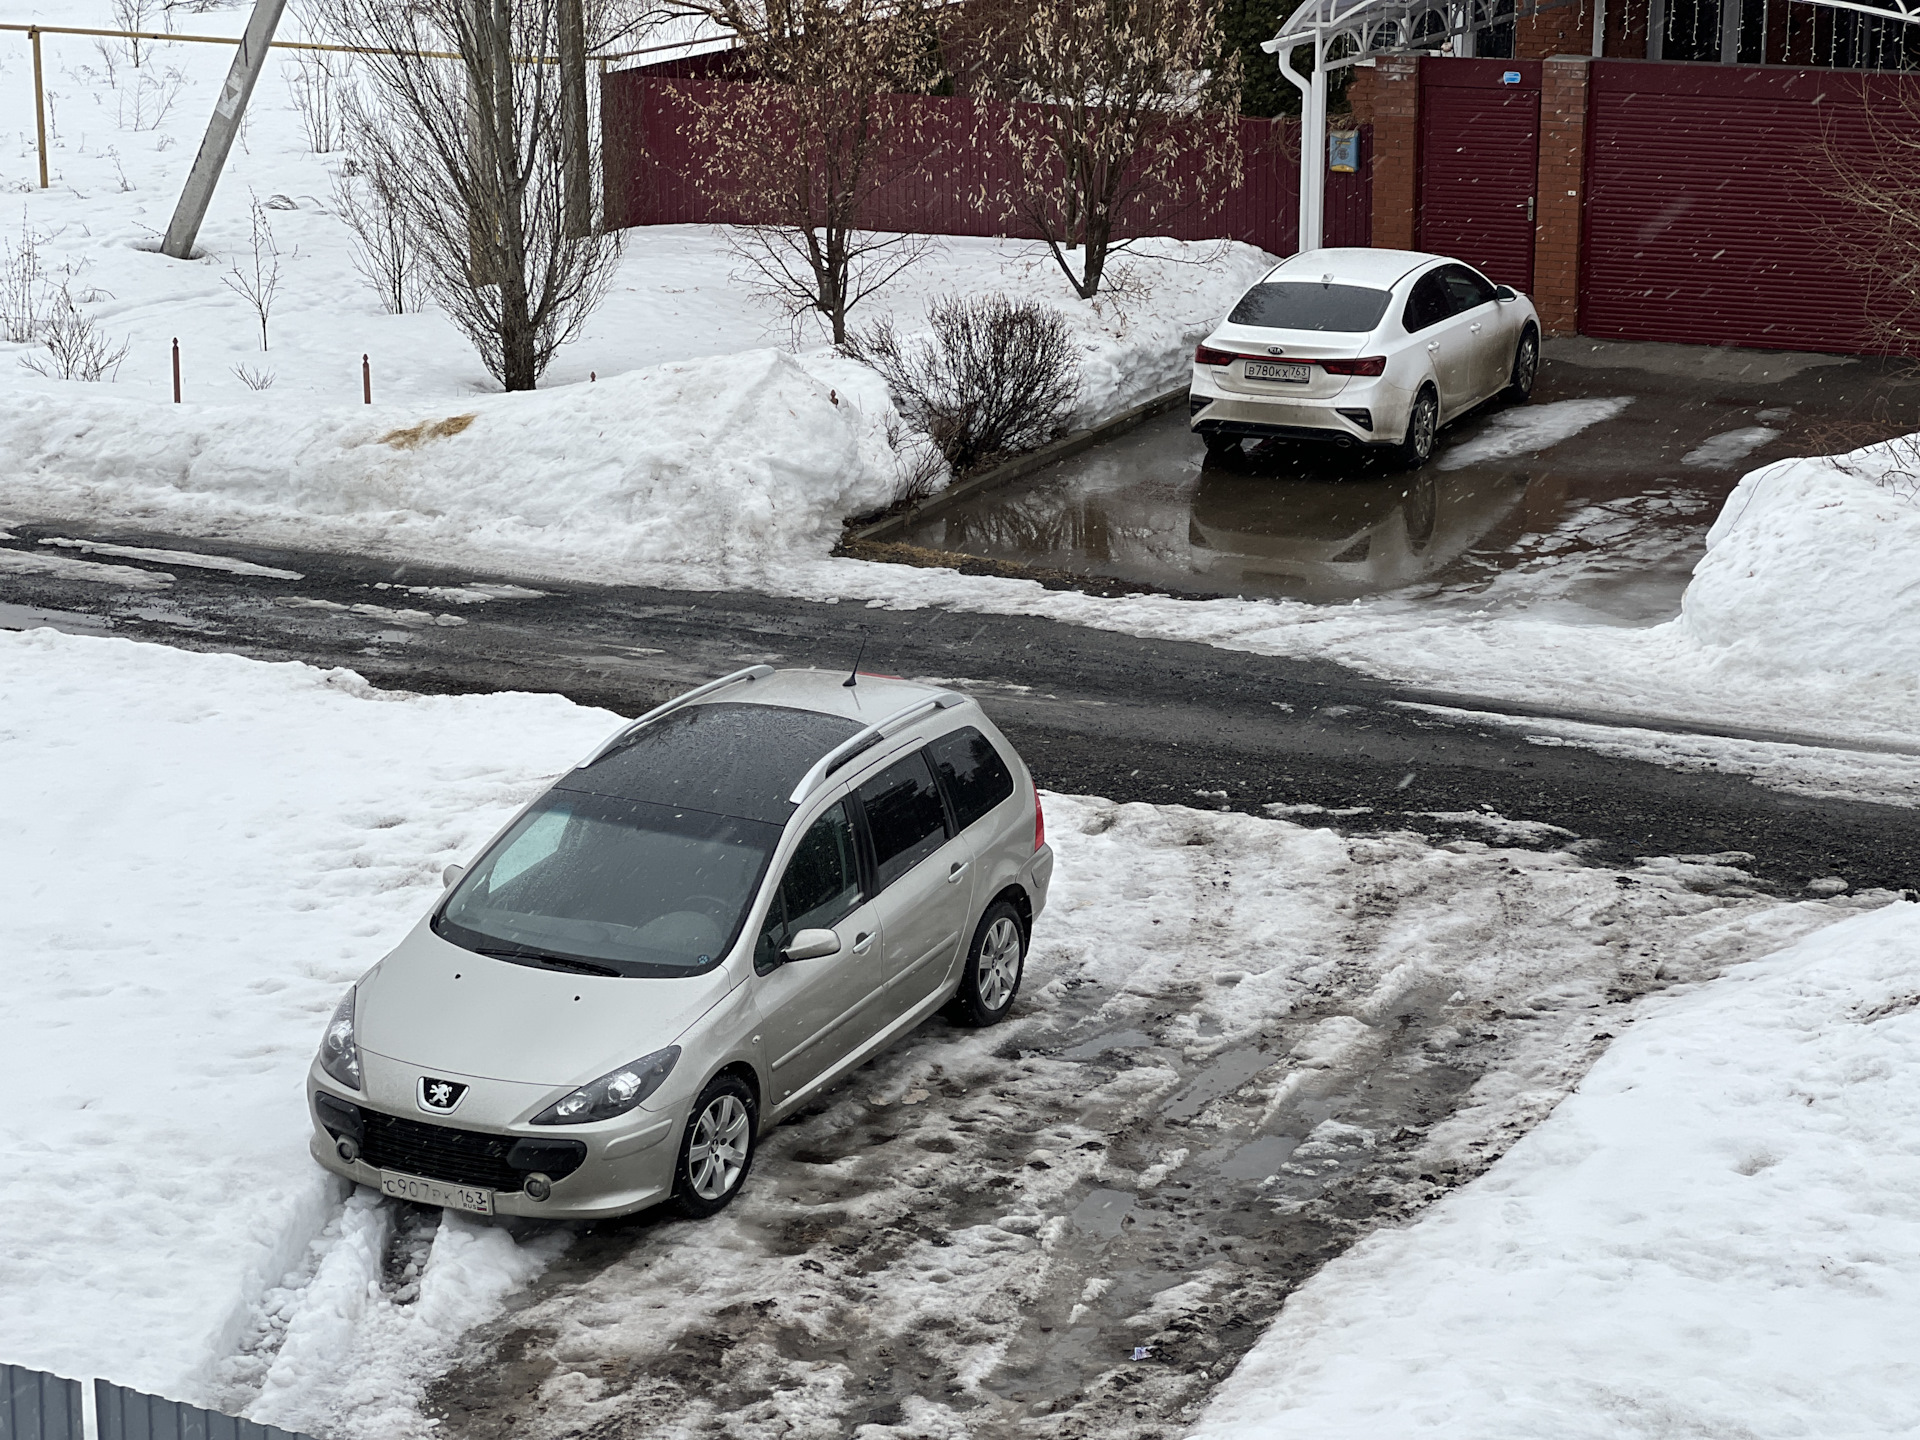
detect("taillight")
(1194, 344), (1236, 366)
(1033, 784), (1046, 853)
(1320, 356), (1387, 376)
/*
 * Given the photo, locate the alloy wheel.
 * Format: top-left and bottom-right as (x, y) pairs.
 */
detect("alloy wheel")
(976, 916), (1023, 1012)
(1514, 335), (1538, 396)
(687, 1093), (751, 1200)
(1411, 393), (1437, 462)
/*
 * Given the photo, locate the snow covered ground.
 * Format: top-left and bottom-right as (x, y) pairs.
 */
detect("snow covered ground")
(1192, 896), (1920, 1440)
(0, 627), (1888, 1438)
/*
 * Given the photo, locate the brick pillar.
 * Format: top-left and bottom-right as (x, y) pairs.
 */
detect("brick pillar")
(1515, 0), (1593, 58)
(1364, 56), (1420, 251)
(1532, 54), (1590, 336)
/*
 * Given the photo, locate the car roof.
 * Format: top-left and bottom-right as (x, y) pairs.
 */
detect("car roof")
(559, 670), (965, 824)
(1264, 247), (1443, 289)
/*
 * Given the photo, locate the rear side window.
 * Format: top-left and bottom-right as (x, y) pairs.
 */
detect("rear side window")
(1402, 271), (1452, 333)
(1228, 282), (1393, 333)
(858, 752), (949, 888)
(928, 727), (1015, 830)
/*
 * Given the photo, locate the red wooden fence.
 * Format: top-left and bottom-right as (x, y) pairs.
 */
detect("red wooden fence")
(601, 68), (1372, 256)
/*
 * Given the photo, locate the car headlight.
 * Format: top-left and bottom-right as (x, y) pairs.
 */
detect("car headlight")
(530, 1046), (680, 1126)
(318, 987), (362, 1091)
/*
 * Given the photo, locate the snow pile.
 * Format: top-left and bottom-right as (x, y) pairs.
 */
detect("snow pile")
(1191, 897), (1920, 1440)
(1673, 443), (1920, 716)
(2, 348), (908, 575)
(0, 628), (611, 1403)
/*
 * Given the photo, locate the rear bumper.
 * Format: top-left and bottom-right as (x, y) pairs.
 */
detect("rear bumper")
(1189, 369), (1411, 447)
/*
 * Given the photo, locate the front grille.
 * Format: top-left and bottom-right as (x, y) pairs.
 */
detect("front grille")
(360, 1111), (523, 1190)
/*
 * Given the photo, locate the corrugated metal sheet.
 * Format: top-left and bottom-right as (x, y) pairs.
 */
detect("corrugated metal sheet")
(94, 1381), (317, 1440)
(1581, 59), (1894, 353)
(601, 70), (1372, 257)
(0, 1365), (81, 1440)
(1419, 61), (1541, 291)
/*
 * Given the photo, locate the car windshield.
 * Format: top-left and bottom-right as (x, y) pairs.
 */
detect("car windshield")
(1228, 281), (1394, 333)
(433, 791), (779, 978)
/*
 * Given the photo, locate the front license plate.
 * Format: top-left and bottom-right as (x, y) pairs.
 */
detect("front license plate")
(1243, 360), (1313, 383)
(380, 1170), (495, 1215)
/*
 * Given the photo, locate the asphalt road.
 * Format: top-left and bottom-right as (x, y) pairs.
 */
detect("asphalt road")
(4, 516), (1915, 894)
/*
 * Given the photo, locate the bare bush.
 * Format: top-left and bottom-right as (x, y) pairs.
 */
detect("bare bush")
(232, 362), (276, 389)
(21, 285), (128, 381)
(972, 0), (1243, 299)
(111, 0), (158, 68)
(119, 65), (187, 131)
(848, 295), (1080, 471)
(221, 193), (282, 350)
(678, 0), (944, 344)
(1812, 82), (1920, 355)
(333, 161), (423, 315)
(1, 212), (53, 343)
(285, 0), (349, 153)
(327, 0), (622, 389)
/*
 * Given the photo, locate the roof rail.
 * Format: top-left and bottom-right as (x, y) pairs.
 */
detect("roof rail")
(788, 693), (965, 805)
(580, 664), (776, 766)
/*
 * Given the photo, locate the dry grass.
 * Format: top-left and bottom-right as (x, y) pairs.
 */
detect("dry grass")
(378, 413), (477, 449)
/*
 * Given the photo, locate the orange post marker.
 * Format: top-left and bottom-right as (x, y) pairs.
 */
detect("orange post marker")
(362, 354), (371, 405)
(172, 337), (181, 402)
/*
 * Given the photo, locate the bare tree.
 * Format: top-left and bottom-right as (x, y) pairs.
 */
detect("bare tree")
(285, 0), (350, 153)
(973, 0), (1243, 300)
(678, 0), (945, 345)
(333, 161), (425, 314)
(1812, 82), (1920, 356)
(326, 0), (622, 390)
(221, 193), (282, 350)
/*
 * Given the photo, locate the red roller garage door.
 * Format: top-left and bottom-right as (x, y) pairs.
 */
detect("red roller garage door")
(1580, 60), (1889, 353)
(1419, 60), (1541, 292)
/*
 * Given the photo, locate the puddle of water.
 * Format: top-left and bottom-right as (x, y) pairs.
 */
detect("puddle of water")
(1162, 1046), (1277, 1122)
(1058, 1028), (1156, 1060)
(1215, 1133), (1302, 1181)
(0, 601), (113, 635)
(1068, 1188), (1136, 1238)
(895, 354), (1892, 625)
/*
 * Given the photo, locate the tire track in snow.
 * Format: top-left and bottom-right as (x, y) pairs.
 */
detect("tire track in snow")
(211, 1191), (567, 1439)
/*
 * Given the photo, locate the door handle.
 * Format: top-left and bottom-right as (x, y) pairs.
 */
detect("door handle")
(947, 861), (969, 883)
(1470, 322), (1483, 333)
(852, 931), (874, 954)
(1426, 341), (1440, 353)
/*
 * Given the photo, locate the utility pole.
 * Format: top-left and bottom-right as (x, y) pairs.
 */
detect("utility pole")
(161, 0), (288, 259)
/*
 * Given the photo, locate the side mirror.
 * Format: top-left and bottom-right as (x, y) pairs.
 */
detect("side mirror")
(1494, 285), (1518, 302)
(782, 928), (841, 962)
(442, 863), (466, 889)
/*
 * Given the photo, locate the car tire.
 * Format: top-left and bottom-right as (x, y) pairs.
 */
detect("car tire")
(1396, 386), (1439, 469)
(1505, 326), (1539, 403)
(1202, 430), (1242, 458)
(671, 1072), (758, 1218)
(948, 900), (1027, 1027)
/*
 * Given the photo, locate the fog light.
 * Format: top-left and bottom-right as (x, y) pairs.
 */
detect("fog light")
(335, 1136), (361, 1164)
(523, 1172), (553, 1201)
(1335, 407), (1374, 432)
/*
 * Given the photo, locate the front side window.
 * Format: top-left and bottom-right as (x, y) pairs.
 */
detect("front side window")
(755, 803), (861, 970)
(858, 752), (949, 889)
(435, 791), (777, 977)
(1228, 281), (1394, 333)
(1440, 264), (1498, 312)
(928, 727), (1015, 830)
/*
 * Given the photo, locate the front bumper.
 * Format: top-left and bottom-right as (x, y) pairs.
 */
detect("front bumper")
(308, 1064), (683, 1219)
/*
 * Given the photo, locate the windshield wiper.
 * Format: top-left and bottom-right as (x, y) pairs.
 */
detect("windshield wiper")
(471, 945), (622, 978)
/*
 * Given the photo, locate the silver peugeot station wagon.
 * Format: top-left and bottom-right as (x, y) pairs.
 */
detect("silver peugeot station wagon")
(306, 666), (1054, 1220)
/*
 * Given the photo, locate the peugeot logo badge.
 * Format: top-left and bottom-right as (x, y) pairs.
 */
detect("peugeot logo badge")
(417, 1076), (468, 1114)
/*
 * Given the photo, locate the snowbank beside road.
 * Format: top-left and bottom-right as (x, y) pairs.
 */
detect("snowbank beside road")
(1, 349), (905, 577)
(1191, 897), (1920, 1440)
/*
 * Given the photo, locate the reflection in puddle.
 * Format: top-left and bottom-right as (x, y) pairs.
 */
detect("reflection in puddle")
(897, 395), (1776, 625)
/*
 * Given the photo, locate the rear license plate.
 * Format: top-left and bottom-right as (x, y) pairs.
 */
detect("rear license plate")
(380, 1170), (495, 1215)
(1243, 360), (1313, 383)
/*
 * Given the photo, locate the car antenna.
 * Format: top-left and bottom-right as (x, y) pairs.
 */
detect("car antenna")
(843, 632), (868, 688)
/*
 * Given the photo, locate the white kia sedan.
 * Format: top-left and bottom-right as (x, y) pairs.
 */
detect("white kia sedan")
(1188, 248), (1540, 465)
(307, 667), (1053, 1222)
